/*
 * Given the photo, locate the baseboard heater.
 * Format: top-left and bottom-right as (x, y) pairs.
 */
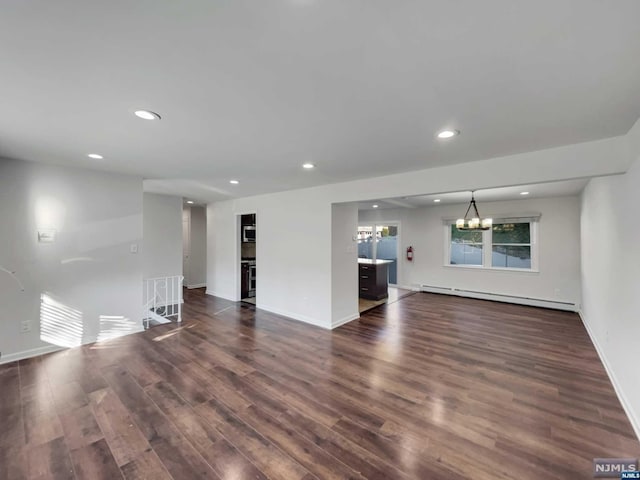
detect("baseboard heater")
(420, 285), (577, 311)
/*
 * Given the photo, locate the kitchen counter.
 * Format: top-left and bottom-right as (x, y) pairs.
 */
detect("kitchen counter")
(357, 258), (394, 265)
(358, 260), (391, 300)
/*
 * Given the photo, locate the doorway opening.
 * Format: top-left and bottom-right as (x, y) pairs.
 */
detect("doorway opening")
(240, 213), (257, 304)
(183, 205), (207, 292)
(357, 223), (399, 284)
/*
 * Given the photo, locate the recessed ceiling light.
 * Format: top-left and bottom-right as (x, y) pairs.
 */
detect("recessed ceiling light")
(186, 200), (194, 204)
(302, 162), (315, 169)
(520, 191), (530, 195)
(372, 204), (379, 209)
(229, 180), (239, 185)
(434, 199), (441, 203)
(87, 153), (103, 159)
(134, 110), (161, 120)
(437, 129), (460, 139)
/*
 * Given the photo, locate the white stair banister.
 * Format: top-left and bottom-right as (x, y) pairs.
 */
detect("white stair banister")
(142, 275), (183, 329)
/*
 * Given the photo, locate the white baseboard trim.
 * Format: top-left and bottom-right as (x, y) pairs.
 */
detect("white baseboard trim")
(0, 344), (65, 365)
(187, 283), (206, 289)
(393, 283), (422, 292)
(578, 310), (640, 443)
(420, 285), (577, 311)
(1, 323), (146, 365)
(204, 290), (334, 330)
(332, 312), (360, 329)
(258, 303), (330, 329)
(205, 290), (237, 302)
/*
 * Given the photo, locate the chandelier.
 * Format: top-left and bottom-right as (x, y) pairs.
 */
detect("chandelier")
(456, 191), (492, 230)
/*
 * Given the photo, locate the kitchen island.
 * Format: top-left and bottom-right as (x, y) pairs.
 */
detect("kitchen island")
(358, 258), (393, 300)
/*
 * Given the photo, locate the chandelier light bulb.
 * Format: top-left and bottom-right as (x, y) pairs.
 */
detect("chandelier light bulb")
(456, 191), (491, 231)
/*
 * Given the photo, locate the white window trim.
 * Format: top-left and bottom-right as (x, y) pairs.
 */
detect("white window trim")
(444, 220), (539, 272)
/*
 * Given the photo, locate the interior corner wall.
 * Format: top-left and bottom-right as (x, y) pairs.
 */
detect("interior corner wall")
(206, 201), (237, 301)
(206, 131), (634, 330)
(186, 206), (207, 287)
(580, 155), (640, 440)
(358, 196), (582, 307)
(331, 203), (359, 328)
(143, 192), (183, 279)
(0, 157), (143, 364)
(207, 189), (333, 329)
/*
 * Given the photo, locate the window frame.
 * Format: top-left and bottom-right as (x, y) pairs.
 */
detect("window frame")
(444, 220), (539, 272)
(448, 226), (485, 267)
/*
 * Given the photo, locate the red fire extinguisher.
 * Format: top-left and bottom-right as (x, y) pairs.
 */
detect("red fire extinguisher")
(406, 246), (414, 261)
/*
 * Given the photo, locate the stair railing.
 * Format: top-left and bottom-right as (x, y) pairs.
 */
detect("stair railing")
(142, 275), (184, 329)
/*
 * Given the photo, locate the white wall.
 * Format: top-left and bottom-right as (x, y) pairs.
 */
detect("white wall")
(207, 201), (238, 300)
(183, 207), (190, 284)
(0, 158), (143, 363)
(185, 206), (207, 287)
(143, 193), (183, 279)
(207, 133), (633, 329)
(331, 203), (359, 328)
(316, 135), (632, 205)
(207, 188), (332, 328)
(359, 196), (582, 307)
(580, 145), (640, 438)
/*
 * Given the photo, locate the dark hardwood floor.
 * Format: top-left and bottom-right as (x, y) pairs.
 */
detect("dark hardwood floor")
(1, 290), (638, 479)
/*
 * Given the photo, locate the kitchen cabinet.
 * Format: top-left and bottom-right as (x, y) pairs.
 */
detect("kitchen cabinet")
(241, 213), (256, 226)
(358, 259), (392, 300)
(241, 262), (249, 298)
(240, 260), (256, 299)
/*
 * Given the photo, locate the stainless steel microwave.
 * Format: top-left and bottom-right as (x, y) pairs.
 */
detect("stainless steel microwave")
(242, 225), (256, 242)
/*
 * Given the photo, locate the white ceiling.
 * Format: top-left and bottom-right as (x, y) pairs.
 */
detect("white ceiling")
(1, 1), (639, 202)
(358, 178), (589, 210)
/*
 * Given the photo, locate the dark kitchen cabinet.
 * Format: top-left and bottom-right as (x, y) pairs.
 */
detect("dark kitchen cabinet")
(241, 262), (250, 298)
(358, 261), (389, 300)
(241, 214), (256, 227)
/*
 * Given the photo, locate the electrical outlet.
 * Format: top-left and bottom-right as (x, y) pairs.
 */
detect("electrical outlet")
(20, 320), (31, 333)
(130, 243), (138, 254)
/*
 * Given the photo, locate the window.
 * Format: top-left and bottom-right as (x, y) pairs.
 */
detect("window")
(491, 223), (531, 269)
(446, 219), (537, 271)
(450, 226), (483, 266)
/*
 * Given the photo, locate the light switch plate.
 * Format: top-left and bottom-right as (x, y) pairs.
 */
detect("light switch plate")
(130, 243), (138, 254)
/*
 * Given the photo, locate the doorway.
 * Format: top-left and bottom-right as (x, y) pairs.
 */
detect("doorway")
(182, 206), (207, 289)
(239, 213), (257, 304)
(357, 223), (399, 285)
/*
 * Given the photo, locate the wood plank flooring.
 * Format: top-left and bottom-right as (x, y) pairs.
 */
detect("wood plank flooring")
(358, 286), (414, 313)
(1, 289), (638, 479)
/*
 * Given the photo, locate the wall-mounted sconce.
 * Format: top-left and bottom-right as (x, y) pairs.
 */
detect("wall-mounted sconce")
(38, 228), (56, 243)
